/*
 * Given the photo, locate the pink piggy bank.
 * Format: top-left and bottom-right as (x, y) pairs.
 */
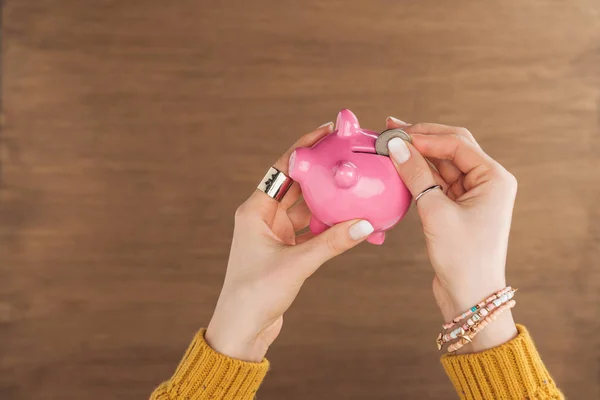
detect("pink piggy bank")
(289, 109), (412, 245)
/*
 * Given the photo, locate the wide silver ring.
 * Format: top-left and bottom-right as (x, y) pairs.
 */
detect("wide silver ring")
(415, 184), (443, 203)
(257, 167), (294, 201)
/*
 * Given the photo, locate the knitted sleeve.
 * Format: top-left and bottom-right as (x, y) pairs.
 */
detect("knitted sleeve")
(149, 329), (269, 400)
(441, 324), (564, 399)
(150, 324), (563, 399)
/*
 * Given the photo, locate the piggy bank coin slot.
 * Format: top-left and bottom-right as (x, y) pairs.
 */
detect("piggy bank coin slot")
(351, 143), (380, 156)
(351, 149), (379, 155)
(351, 150), (389, 157)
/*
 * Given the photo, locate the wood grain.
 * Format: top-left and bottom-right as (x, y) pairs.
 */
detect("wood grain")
(1, 1), (599, 399)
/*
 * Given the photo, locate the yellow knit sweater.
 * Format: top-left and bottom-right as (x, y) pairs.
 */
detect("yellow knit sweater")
(150, 325), (563, 399)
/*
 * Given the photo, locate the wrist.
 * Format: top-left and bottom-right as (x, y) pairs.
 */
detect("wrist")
(437, 280), (518, 354)
(205, 322), (269, 363)
(456, 309), (517, 354)
(443, 278), (507, 322)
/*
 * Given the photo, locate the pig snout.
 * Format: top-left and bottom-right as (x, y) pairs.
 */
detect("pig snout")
(333, 161), (358, 188)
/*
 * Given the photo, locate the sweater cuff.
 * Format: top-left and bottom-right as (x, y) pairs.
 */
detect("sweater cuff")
(441, 324), (562, 399)
(161, 329), (269, 400)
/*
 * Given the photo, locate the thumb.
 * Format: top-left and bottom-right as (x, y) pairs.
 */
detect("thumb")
(387, 137), (450, 211)
(292, 219), (374, 276)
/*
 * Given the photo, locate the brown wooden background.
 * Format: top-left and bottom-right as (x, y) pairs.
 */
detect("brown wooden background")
(2, 1), (599, 399)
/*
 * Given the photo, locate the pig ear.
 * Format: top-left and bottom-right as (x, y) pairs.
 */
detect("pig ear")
(335, 109), (361, 137)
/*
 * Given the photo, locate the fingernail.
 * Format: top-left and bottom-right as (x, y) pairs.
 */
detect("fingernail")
(349, 220), (374, 240)
(317, 121), (334, 130)
(387, 116), (410, 126)
(388, 137), (411, 164)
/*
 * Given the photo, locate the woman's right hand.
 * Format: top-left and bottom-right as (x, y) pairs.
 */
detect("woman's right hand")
(385, 118), (519, 353)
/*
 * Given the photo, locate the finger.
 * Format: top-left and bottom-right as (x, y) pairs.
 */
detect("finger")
(392, 150), (448, 193)
(288, 199), (312, 231)
(418, 159), (449, 194)
(410, 134), (500, 192)
(294, 230), (316, 245)
(245, 122), (334, 224)
(273, 208), (296, 245)
(386, 119), (462, 187)
(387, 138), (451, 210)
(410, 133), (495, 174)
(291, 219), (373, 275)
(404, 123), (481, 148)
(447, 174), (467, 201)
(385, 118), (450, 190)
(273, 122), (334, 174)
(387, 119), (479, 146)
(403, 123), (469, 183)
(429, 157), (462, 189)
(279, 182), (301, 210)
(386, 116), (411, 128)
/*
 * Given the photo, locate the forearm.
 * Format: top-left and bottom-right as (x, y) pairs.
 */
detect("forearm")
(441, 325), (564, 399)
(149, 329), (269, 400)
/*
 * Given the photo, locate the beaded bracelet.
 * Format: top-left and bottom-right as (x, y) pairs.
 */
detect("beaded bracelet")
(436, 287), (517, 350)
(442, 286), (512, 330)
(441, 289), (516, 344)
(437, 288), (516, 350)
(446, 299), (516, 353)
(441, 292), (512, 346)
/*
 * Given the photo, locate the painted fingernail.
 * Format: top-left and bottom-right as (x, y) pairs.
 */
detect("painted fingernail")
(387, 116), (410, 126)
(317, 121), (334, 130)
(349, 220), (374, 240)
(388, 137), (411, 164)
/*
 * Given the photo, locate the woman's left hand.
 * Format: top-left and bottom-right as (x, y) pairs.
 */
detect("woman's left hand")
(205, 122), (375, 362)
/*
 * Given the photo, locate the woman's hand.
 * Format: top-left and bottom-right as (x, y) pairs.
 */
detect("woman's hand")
(386, 117), (519, 353)
(205, 123), (375, 362)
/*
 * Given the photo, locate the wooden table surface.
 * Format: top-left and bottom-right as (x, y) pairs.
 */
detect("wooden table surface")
(2, 1), (599, 399)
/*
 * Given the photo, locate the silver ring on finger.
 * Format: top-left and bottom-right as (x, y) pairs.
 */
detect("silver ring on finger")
(257, 166), (294, 202)
(415, 184), (443, 203)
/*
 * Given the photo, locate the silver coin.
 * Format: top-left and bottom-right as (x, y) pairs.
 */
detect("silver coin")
(375, 128), (412, 156)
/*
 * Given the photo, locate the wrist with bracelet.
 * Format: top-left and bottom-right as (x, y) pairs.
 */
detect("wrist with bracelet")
(436, 286), (518, 353)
